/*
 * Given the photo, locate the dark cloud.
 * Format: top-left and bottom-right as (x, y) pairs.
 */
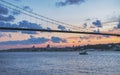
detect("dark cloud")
(19, 20), (43, 34)
(93, 29), (100, 33)
(92, 20), (102, 28)
(0, 15), (15, 22)
(0, 20), (52, 34)
(12, 6), (32, 15)
(0, 22), (18, 28)
(19, 20), (43, 29)
(117, 19), (120, 28)
(0, 5), (9, 15)
(0, 4), (52, 34)
(0, 2), (52, 35)
(0, 5), (16, 22)
(0, 20), (47, 34)
(23, 6), (33, 11)
(0, 36), (67, 45)
(21, 31), (37, 34)
(0, 37), (49, 46)
(58, 25), (67, 31)
(12, 10), (21, 15)
(94, 29), (110, 38)
(0, 22), (19, 32)
(56, 0), (85, 7)
(83, 23), (87, 28)
(51, 36), (67, 43)
(46, 27), (52, 30)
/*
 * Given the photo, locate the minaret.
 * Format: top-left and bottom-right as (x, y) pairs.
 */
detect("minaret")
(46, 44), (50, 49)
(32, 45), (35, 48)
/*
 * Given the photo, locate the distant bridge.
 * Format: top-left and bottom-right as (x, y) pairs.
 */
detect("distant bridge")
(0, 27), (120, 37)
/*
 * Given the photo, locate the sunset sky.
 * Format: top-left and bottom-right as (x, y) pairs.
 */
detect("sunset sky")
(0, 0), (120, 50)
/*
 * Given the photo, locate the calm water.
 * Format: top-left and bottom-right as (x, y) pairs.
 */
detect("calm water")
(0, 51), (120, 75)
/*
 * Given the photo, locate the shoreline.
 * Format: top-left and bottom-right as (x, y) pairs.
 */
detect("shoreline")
(0, 43), (120, 52)
(0, 48), (120, 52)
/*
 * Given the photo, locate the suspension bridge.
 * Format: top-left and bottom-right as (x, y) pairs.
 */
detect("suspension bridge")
(0, 0), (120, 37)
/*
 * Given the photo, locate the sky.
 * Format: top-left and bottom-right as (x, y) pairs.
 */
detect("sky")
(0, 0), (120, 50)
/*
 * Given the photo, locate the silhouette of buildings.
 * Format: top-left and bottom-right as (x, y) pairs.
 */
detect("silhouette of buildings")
(46, 44), (50, 48)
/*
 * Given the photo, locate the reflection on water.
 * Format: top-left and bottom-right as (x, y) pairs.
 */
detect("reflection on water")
(0, 51), (120, 75)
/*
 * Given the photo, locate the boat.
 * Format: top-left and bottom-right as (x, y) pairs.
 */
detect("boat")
(79, 50), (88, 55)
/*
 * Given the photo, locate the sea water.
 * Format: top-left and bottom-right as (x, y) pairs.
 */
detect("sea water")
(0, 51), (120, 75)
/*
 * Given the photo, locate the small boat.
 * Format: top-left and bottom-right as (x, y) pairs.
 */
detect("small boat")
(79, 50), (88, 55)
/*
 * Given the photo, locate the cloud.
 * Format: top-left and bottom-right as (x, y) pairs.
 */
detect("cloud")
(0, 33), (6, 37)
(83, 23), (87, 28)
(12, 10), (21, 15)
(0, 5), (15, 22)
(117, 19), (120, 28)
(0, 22), (18, 28)
(0, 4), (51, 34)
(93, 29), (100, 33)
(46, 27), (51, 30)
(0, 22), (19, 32)
(93, 29), (110, 38)
(0, 20), (52, 34)
(92, 20), (102, 28)
(23, 6), (33, 12)
(21, 31), (37, 34)
(0, 5), (52, 34)
(0, 36), (67, 45)
(0, 20), (47, 34)
(51, 36), (67, 43)
(0, 5), (8, 15)
(0, 36), (49, 46)
(19, 20), (43, 34)
(107, 15), (120, 23)
(0, 15), (15, 22)
(19, 20), (42, 29)
(58, 25), (67, 31)
(0, 33), (12, 38)
(85, 18), (91, 21)
(56, 0), (85, 7)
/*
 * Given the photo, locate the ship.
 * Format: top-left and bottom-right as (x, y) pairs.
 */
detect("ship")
(79, 50), (88, 55)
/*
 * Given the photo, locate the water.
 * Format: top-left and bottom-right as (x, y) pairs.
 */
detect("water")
(0, 51), (120, 75)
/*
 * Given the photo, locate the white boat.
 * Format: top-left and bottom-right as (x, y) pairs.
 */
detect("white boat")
(79, 50), (88, 55)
